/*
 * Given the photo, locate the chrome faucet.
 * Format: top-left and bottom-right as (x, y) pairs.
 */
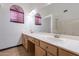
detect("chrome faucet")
(54, 34), (60, 38)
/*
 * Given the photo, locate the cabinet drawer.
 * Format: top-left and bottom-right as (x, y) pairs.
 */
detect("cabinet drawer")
(47, 44), (57, 56)
(28, 37), (35, 43)
(40, 41), (57, 56)
(40, 41), (48, 50)
(58, 48), (76, 56)
(22, 34), (28, 39)
(23, 35), (27, 39)
(34, 39), (40, 46)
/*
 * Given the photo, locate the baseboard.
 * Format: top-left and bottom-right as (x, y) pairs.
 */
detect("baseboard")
(0, 44), (22, 51)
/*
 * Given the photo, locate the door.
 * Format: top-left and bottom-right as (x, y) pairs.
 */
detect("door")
(41, 15), (52, 33)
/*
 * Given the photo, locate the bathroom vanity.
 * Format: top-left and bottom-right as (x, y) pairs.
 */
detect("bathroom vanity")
(22, 32), (79, 56)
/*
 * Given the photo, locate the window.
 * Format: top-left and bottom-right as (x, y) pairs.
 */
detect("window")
(35, 13), (42, 25)
(10, 5), (24, 23)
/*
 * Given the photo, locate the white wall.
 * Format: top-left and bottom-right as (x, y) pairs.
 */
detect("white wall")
(24, 9), (42, 32)
(0, 3), (50, 49)
(0, 5), (2, 41)
(0, 3), (27, 49)
(38, 3), (79, 36)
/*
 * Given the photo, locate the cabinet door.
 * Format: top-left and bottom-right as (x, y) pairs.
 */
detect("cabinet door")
(28, 41), (35, 56)
(35, 45), (46, 56)
(40, 41), (48, 50)
(58, 48), (77, 56)
(22, 34), (25, 46)
(28, 37), (35, 43)
(47, 52), (54, 56)
(34, 39), (40, 46)
(24, 38), (28, 50)
(40, 41), (57, 56)
(22, 34), (28, 50)
(47, 44), (57, 56)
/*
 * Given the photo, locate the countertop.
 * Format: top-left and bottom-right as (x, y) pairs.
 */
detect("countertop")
(23, 32), (79, 55)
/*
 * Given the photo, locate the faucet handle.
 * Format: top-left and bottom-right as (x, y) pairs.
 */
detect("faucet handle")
(54, 34), (60, 38)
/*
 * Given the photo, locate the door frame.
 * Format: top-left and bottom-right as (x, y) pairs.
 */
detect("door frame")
(42, 15), (53, 33)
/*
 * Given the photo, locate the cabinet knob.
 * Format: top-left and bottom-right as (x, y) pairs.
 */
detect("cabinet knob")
(46, 46), (48, 49)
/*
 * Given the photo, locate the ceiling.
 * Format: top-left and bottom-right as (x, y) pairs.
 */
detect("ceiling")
(24, 3), (48, 9)
(0, 3), (49, 14)
(20, 3), (49, 13)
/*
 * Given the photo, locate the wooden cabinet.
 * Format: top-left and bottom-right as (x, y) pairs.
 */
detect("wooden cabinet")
(58, 48), (77, 56)
(47, 52), (54, 56)
(22, 35), (25, 46)
(28, 37), (40, 46)
(23, 39), (28, 49)
(47, 44), (57, 56)
(40, 41), (57, 56)
(35, 45), (46, 56)
(22, 33), (78, 56)
(22, 34), (28, 50)
(22, 34), (25, 46)
(40, 41), (48, 50)
(28, 37), (35, 43)
(28, 41), (35, 56)
(34, 39), (40, 46)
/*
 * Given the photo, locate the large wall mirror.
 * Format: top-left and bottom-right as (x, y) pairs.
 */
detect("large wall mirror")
(52, 3), (79, 36)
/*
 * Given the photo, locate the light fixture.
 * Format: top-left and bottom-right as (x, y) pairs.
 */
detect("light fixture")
(64, 9), (68, 13)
